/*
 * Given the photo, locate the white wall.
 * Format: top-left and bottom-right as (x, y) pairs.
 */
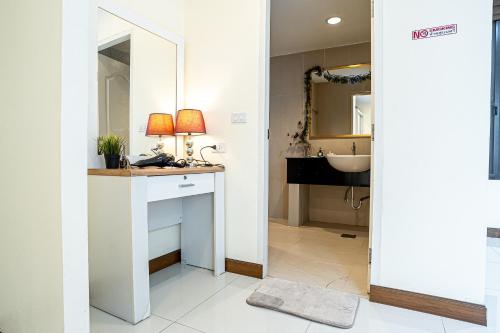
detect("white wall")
(109, 0), (184, 37)
(61, 0), (93, 330)
(95, 0), (268, 267)
(372, 0), (493, 304)
(184, 0), (268, 264)
(99, 0), (270, 266)
(0, 0), (90, 332)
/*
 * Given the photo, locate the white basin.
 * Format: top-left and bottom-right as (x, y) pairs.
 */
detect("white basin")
(326, 153), (371, 172)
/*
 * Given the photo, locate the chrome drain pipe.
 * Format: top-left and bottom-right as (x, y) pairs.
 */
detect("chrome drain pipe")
(344, 186), (370, 210)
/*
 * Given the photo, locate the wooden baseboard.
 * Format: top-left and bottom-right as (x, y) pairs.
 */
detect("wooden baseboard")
(370, 285), (487, 326)
(225, 258), (263, 279)
(488, 227), (500, 238)
(149, 250), (181, 274)
(149, 253), (263, 279)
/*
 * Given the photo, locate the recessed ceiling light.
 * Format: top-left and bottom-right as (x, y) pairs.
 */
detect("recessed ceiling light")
(326, 17), (342, 25)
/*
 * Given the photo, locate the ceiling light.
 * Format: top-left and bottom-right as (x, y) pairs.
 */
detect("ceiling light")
(326, 17), (342, 25)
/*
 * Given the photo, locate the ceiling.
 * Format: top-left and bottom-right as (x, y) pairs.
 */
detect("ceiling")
(99, 40), (131, 66)
(271, 0), (371, 57)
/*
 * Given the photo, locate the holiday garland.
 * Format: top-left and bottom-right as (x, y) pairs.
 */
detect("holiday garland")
(323, 69), (371, 84)
(290, 65), (371, 147)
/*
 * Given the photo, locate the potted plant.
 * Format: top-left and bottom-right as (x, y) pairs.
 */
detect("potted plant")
(97, 135), (125, 169)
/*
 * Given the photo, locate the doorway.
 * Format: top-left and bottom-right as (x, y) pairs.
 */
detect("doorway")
(98, 36), (131, 154)
(266, 0), (374, 297)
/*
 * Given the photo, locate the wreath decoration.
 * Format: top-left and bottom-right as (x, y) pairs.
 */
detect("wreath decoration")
(289, 65), (371, 147)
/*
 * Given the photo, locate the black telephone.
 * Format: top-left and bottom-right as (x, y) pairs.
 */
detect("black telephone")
(131, 153), (186, 168)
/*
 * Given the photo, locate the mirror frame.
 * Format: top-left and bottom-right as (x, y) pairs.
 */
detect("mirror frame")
(308, 63), (372, 140)
(96, 0), (185, 156)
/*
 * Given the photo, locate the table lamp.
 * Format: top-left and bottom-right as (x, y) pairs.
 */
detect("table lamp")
(175, 109), (206, 166)
(146, 113), (175, 153)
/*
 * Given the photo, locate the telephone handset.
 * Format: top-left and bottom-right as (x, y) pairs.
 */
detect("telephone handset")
(131, 153), (186, 168)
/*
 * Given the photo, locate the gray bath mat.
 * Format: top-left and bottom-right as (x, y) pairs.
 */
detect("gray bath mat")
(246, 278), (359, 329)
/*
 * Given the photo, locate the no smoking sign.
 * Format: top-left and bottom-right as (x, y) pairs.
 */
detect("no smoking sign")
(412, 24), (457, 40)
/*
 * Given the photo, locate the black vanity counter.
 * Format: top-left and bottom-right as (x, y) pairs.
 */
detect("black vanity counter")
(286, 157), (370, 187)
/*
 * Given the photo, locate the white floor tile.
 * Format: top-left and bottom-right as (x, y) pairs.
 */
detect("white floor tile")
(328, 264), (369, 297)
(89, 229), (500, 333)
(90, 307), (171, 333)
(307, 299), (445, 333)
(161, 323), (204, 333)
(441, 318), (488, 333)
(177, 276), (311, 333)
(269, 217), (289, 225)
(268, 254), (330, 287)
(150, 264), (239, 321)
(269, 220), (368, 295)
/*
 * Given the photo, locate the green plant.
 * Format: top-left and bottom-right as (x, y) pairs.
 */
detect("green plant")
(97, 135), (125, 156)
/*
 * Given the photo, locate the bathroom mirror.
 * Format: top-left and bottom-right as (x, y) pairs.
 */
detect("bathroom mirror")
(97, 8), (179, 156)
(309, 64), (372, 139)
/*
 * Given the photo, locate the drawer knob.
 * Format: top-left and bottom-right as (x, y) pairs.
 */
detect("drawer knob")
(179, 183), (195, 188)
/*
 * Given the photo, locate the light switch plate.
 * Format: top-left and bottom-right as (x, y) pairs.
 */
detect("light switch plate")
(231, 112), (247, 123)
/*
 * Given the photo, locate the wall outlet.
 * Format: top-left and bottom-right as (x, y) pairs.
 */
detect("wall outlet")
(231, 112), (247, 123)
(214, 143), (226, 153)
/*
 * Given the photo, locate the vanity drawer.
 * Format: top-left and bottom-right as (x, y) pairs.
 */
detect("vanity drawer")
(147, 173), (215, 202)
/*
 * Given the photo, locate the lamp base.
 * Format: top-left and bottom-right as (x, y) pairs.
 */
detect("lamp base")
(185, 136), (196, 167)
(151, 138), (165, 155)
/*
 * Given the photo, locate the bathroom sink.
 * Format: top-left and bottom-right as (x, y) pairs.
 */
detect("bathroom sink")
(326, 154), (371, 172)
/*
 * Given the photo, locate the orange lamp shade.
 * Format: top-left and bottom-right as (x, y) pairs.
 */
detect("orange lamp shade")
(146, 113), (175, 137)
(175, 109), (206, 135)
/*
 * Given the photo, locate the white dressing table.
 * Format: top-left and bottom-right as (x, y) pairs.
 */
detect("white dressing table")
(88, 166), (225, 324)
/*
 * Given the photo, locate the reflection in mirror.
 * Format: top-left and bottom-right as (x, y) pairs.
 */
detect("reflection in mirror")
(352, 93), (372, 135)
(98, 38), (131, 154)
(309, 64), (371, 139)
(97, 9), (177, 156)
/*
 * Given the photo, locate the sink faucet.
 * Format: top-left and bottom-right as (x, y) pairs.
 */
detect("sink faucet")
(351, 142), (357, 155)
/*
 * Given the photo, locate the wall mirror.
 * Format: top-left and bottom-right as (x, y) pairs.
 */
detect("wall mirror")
(97, 7), (181, 156)
(309, 64), (372, 139)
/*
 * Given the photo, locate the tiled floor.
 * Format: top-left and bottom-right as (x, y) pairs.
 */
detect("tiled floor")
(90, 237), (500, 333)
(268, 218), (369, 297)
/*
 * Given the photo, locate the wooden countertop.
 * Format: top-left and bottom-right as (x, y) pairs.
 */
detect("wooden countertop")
(88, 166), (225, 177)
